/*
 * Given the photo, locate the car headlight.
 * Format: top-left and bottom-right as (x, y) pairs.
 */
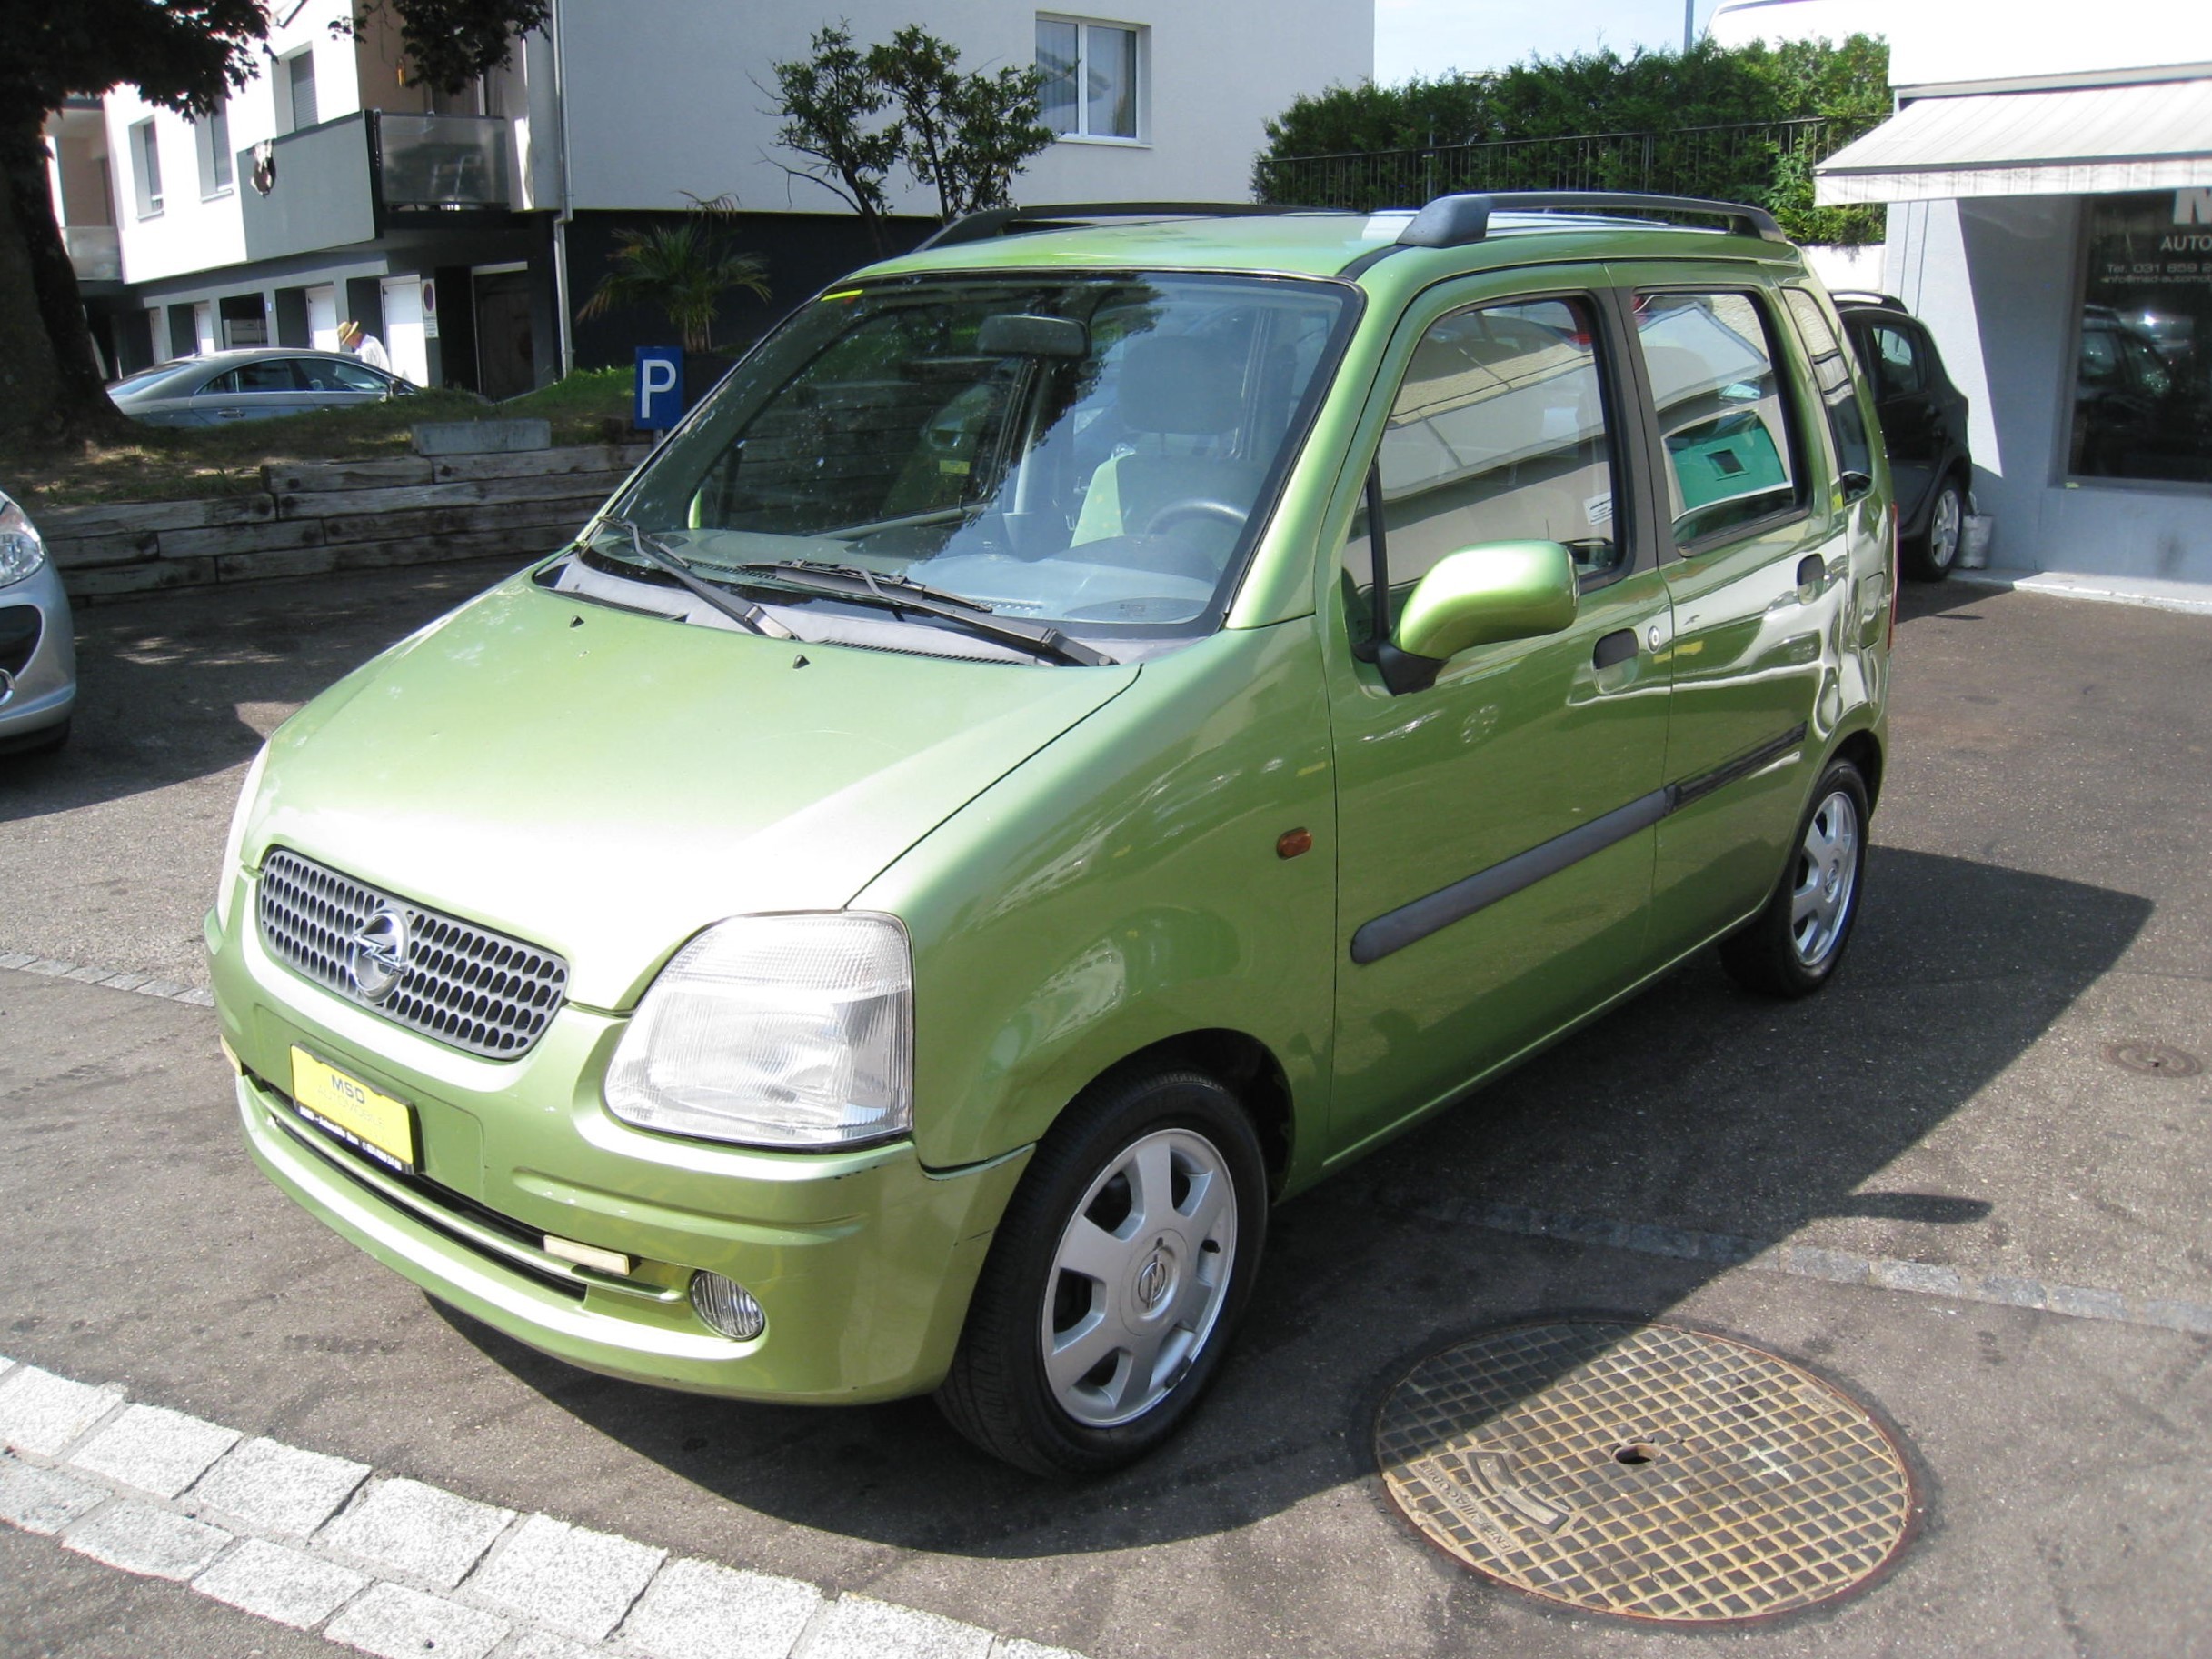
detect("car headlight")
(603, 914), (912, 1149)
(0, 495), (47, 587)
(214, 742), (272, 932)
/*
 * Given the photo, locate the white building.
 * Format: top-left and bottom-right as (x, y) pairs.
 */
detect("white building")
(1718, 0), (2212, 587)
(54, 0), (1372, 395)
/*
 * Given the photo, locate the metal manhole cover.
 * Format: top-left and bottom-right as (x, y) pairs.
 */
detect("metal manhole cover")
(2102, 1040), (2203, 1078)
(1376, 1320), (1916, 1624)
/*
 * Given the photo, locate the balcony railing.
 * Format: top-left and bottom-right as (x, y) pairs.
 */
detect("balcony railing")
(64, 225), (121, 283)
(374, 113), (513, 211)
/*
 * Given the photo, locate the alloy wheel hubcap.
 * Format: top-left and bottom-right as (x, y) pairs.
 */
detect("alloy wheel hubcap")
(1930, 489), (1961, 568)
(1041, 1127), (1237, 1428)
(1789, 790), (1860, 968)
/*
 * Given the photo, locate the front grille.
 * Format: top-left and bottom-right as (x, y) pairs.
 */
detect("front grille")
(256, 847), (568, 1059)
(0, 605), (40, 677)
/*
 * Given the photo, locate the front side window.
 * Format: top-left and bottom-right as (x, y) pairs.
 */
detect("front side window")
(2069, 191), (2212, 482)
(195, 104), (233, 196)
(131, 120), (163, 217)
(1784, 288), (1873, 491)
(606, 274), (1353, 649)
(313, 359), (389, 393)
(1037, 16), (1141, 140)
(1638, 290), (1801, 544)
(1344, 295), (1626, 644)
(204, 361), (304, 395)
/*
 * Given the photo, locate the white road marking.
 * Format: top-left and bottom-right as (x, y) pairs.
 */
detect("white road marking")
(0, 1355), (1086, 1659)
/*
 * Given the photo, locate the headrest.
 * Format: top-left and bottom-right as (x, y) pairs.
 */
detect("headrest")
(1120, 336), (1245, 435)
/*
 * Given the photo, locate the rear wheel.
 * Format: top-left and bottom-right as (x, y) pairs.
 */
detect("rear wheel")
(936, 1066), (1267, 1475)
(1719, 758), (1868, 998)
(1903, 476), (1964, 582)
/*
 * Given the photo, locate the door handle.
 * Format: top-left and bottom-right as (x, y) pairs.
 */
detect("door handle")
(1592, 629), (1638, 670)
(1795, 555), (1826, 592)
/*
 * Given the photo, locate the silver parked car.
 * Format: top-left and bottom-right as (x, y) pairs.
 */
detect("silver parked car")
(0, 491), (75, 755)
(108, 348), (417, 427)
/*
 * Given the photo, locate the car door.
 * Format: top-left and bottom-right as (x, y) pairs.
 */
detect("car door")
(1629, 274), (1850, 960)
(191, 358), (311, 424)
(1853, 318), (1939, 525)
(1324, 273), (1673, 1166)
(294, 355), (392, 413)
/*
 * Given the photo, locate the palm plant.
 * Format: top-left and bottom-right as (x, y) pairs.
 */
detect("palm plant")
(577, 194), (770, 352)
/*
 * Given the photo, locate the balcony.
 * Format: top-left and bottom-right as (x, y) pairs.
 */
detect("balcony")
(239, 111), (519, 262)
(64, 225), (121, 283)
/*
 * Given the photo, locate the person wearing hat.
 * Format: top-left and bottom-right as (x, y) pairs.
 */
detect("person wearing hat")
(338, 319), (392, 374)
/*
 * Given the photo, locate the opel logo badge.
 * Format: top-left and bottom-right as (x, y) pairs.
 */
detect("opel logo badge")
(349, 905), (412, 1004)
(1135, 1251), (1171, 1312)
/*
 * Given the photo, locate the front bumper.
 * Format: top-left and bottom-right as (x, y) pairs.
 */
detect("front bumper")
(0, 561), (76, 744)
(210, 891), (1029, 1404)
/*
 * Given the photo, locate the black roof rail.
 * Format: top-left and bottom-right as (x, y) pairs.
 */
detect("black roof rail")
(1397, 191), (1789, 249)
(914, 201), (1342, 251)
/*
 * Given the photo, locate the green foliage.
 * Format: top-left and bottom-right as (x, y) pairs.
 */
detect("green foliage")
(347, 0), (550, 94)
(576, 195), (772, 353)
(1253, 35), (1890, 244)
(769, 25), (1055, 228)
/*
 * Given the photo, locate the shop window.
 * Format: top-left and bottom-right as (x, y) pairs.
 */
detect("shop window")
(2068, 191), (2212, 484)
(1037, 16), (1141, 141)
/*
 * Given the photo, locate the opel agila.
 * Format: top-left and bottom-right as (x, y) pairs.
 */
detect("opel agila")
(208, 195), (1895, 1474)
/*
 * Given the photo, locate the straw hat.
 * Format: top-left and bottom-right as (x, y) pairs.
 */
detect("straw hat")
(338, 319), (363, 346)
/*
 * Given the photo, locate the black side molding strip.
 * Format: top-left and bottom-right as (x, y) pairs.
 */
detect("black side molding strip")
(1350, 722), (1809, 965)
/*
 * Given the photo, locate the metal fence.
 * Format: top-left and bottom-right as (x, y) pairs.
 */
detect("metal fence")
(1256, 117), (1878, 225)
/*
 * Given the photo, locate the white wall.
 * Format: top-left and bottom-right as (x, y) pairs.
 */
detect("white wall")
(1712, 0), (2212, 83)
(104, 0), (360, 285)
(554, 0), (1371, 214)
(1884, 195), (2212, 584)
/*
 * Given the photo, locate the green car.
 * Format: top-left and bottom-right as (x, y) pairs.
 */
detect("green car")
(208, 193), (1894, 1475)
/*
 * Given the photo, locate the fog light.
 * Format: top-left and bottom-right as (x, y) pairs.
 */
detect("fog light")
(690, 1272), (766, 1341)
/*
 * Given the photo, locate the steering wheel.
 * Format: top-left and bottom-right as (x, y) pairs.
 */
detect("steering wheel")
(1137, 497), (1249, 538)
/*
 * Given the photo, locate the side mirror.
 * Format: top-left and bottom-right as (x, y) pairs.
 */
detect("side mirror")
(1377, 539), (1579, 694)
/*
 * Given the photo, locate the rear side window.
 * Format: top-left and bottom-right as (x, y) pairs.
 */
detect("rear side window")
(1784, 289), (1874, 488)
(1867, 323), (1924, 399)
(1344, 295), (1626, 641)
(1636, 291), (1801, 544)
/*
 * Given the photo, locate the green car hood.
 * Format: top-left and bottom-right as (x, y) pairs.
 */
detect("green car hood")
(245, 576), (1138, 1009)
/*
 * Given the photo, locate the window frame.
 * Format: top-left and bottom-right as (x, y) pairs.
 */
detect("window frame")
(1035, 15), (1146, 145)
(281, 47), (320, 134)
(194, 103), (234, 199)
(130, 119), (164, 218)
(1781, 285), (1878, 507)
(1628, 283), (1815, 560)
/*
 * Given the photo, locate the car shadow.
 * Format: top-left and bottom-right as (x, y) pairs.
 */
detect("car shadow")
(0, 557), (528, 824)
(432, 845), (2149, 1555)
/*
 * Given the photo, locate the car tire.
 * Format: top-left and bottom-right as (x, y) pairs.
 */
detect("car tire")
(1718, 757), (1869, 999)
(935, 1065), (1268, 1475)
(1902, 475), (1965, 582)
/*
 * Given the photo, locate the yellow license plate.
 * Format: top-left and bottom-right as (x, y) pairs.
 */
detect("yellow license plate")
(289, 1047), (418, 1174)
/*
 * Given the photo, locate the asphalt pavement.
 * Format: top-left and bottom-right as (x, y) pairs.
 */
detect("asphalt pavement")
(2, 564), (2209, 1657)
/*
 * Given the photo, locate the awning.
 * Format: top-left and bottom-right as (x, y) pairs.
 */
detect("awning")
(1815, 79), (2212, 204)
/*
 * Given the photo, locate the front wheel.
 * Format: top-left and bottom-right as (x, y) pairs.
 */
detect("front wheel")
(935, 1067), (1267, 1475)
(1903, 476), (1964, 582)
(1719, 758), (1869, 998)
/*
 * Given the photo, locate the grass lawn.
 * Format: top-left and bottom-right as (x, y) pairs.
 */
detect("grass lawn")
(0, 368), (635, 511)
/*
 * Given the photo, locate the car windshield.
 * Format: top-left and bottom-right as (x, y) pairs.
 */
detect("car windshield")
(604, 273), (1355, 644)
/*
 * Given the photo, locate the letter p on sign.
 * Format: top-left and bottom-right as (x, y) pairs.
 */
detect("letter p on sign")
(634, 346), (684, 429)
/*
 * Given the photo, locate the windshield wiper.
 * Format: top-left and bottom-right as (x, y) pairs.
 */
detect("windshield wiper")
(688, 558), (1115, 667)
(580, 518), (793, 640)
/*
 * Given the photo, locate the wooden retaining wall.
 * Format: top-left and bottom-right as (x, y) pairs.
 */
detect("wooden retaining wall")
(41, 442), (653, 600)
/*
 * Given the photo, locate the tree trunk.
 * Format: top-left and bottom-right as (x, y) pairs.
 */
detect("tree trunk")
(0, 114), (130, 443)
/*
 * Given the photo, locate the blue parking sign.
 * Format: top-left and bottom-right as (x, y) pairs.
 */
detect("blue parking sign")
(634, 346), (684, 429)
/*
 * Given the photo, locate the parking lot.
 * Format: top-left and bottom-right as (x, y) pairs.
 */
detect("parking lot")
(3, 564), (2209, 1658)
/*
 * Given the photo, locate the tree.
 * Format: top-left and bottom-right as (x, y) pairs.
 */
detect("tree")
(768, 25), (899, 254)
(767, 25), (1053, 233)
(0, 0), (544, 442)
(576, 194), (771, 352)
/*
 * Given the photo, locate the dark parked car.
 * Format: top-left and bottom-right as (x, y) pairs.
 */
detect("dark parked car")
(108, 348), (416, 428)
(1835, 293), (1972, 581)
